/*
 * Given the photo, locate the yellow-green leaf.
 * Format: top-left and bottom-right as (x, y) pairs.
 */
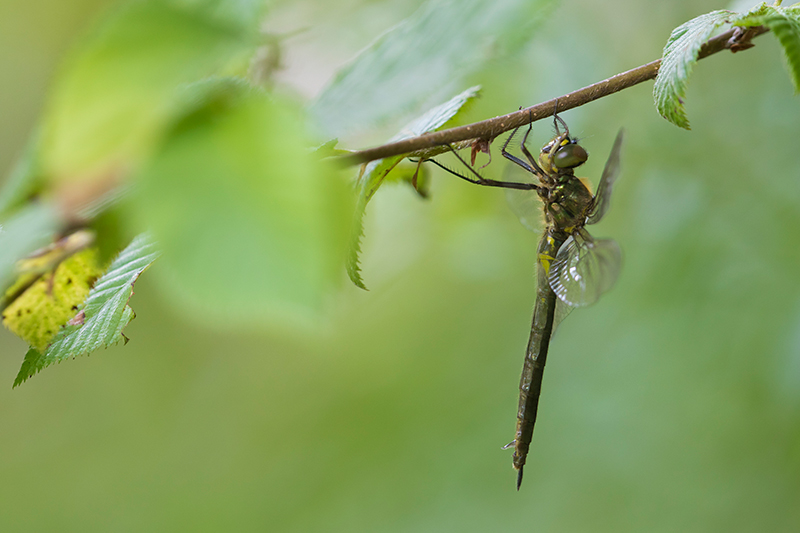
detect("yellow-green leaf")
(13, 234), (160, 387)
(40, 0), (264, 184)
(3, 248), (103, 352)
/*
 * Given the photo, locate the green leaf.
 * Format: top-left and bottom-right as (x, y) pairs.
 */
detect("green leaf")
(0, 203), (61, 294)
(3, 246), (103, 352)
(347, 86), (480, 289)
(734, 5), (800, 92)
(0, 131), (44, 218)
(310, 0), (556, 138)
(129, 85), (352, 325)
(13, 234), (159, 387)
(39, 0), (265, 184)
(734, 2), (775, 18)
(654, 10), (736, 129)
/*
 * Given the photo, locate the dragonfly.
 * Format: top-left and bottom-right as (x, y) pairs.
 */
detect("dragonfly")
(426, 108), (624, 489)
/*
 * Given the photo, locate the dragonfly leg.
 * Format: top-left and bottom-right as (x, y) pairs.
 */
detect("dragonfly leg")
(519, 112), (546, 175)
(501, 147), (538, 176)
(502, 112), (546, 177)
(552, 98), (569, 136)
(423, 145), (538, 190)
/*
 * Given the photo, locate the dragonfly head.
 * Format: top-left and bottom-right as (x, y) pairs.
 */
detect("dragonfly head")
(541, 135), (588, 171)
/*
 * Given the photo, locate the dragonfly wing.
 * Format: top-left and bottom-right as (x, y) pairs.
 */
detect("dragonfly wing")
(552, 298), (575, 335)
(505, 188), (542, 232)
(586, 129), (624, 225)
(548, 230), (621, 307)
(502, 159), (543, 232)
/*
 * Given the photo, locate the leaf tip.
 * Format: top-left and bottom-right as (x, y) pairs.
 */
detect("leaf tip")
(346, 247), (368, 291)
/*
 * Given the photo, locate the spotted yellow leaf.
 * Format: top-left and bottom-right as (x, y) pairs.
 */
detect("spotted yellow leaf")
(2, 246), (102, 352)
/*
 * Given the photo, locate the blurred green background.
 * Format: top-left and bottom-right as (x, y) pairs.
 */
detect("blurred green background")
(2, 0), (800, 531)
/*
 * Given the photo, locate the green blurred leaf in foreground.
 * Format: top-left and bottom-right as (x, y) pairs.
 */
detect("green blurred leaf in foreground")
(347, 86), (480, 289)
(129, 85), (352, 325)
(0, 203), (61, 292)
(0, 131), (44, 218)
(38, 0), (265, 186)
(13, 233), (159, 387)
(310, 0), (556, 138)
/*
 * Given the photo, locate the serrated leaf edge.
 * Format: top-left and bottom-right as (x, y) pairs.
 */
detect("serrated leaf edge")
(346, 86), (481, 289)
(655, 4), (800, 128)
(654, 10), (736, 129)
(13, 233), (160, 387)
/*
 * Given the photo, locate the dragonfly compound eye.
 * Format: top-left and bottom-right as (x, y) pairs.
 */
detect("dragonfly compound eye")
(553, 143), (588, 169)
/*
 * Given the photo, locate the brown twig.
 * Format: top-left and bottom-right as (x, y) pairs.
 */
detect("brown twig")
(338, 26), (769, 167)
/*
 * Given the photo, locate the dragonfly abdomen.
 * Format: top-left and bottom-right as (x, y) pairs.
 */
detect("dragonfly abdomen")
(512, 229), (568, 488)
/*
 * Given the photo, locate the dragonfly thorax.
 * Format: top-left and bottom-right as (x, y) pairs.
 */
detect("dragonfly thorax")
(543, 176), (594, 230)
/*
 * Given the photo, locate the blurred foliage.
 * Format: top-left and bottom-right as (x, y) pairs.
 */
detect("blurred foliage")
(0, 203), (61, 291)
(1, 0), (800, 531)
(309, 0), (557, 137)
(40, 0), (266, 183)
(130, 82), (352, 324)
(1, 0), (353, 369)
(347, 85), (480, 288)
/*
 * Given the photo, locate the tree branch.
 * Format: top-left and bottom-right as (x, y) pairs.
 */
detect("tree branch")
(339, 26), (769, 167)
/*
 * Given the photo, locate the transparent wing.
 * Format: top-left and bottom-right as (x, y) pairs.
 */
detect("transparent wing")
(503, 165), (542, 232)
(505, 188), (542, 232)
(586, 129), (624, 225)
(552, 298), (575, 335)
(548, 229), (622, 307)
